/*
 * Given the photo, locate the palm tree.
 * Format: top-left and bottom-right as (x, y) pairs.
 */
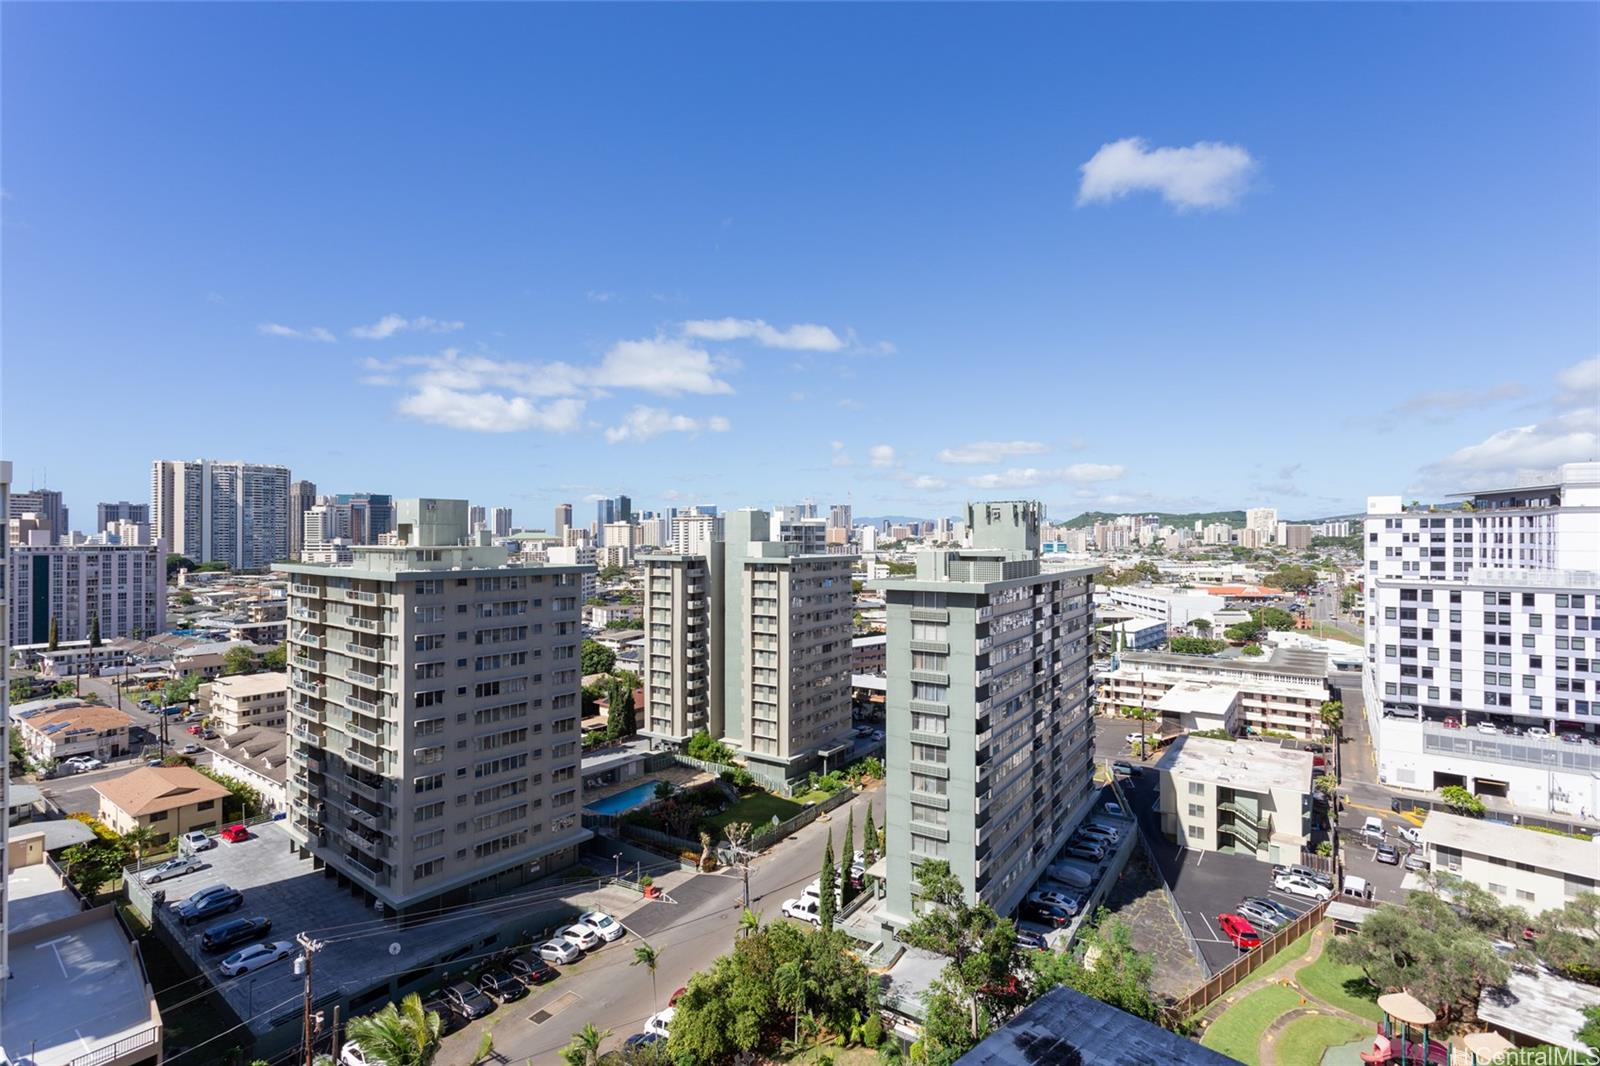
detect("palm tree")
(121, 825), (158, 873)
(561, 1022), (610, 1066)
(738, 907), (761, 939)
(632, 943), (660, 1017)
(344, 992), (443, 1066)
(698, 829), (712, 871)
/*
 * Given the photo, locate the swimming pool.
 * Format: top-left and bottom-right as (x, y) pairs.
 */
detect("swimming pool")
(585, 780), (661, 816)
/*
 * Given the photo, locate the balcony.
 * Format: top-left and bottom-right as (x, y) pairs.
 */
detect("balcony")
(290, 629), (324, 649)
(345, 667), (381, 687)
(291, 654), (321, 672)
(343, 773), (387, 803)
(686, 599), (706, 611)
(345, 748), (381, 773)
(347, 805), (388, 831)
(291, 583), (321, 597)
(343, 847), (388, 880)
(346, 589), (379, 604)
(289, 677), (325, 699)
(345, 827), (387, 856)
(344, 643), (383, 665)
(345, 692), (379, 715)
(291, 607), (323, 623)
(344, 720), (381, 745)
(344, 616), (381, 632)
(292, 723), (322, 745)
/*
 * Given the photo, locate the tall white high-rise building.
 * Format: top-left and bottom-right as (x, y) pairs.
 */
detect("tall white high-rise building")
(1365, 462), (1600, 814)
(151, 459), (291, 571)
(8, 543), (166, 645)
(1245, 507), (1279, 544)
(671, 508), (722, 555)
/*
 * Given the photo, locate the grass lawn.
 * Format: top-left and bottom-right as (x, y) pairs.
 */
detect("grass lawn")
(1245, 929), (1315, 986)
(1200, 984), (1304, 1066)
(1274, 1014), (1372, 1065)
(1296, 955), (1384, 1024)
(1307, 622), (1363, 646)
(773, 1044), (880, 1065)
(700, 790), (804, 836)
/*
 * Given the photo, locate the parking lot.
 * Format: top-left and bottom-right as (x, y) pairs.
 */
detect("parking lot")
(1335, 805), (1416, 903)
(143, 820), (638, 1050)
(1118, 767), (1315, 975)
(1013, 790), (1138, 952)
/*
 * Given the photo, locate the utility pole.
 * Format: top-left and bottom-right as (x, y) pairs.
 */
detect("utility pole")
(296, 931), (324, 1066)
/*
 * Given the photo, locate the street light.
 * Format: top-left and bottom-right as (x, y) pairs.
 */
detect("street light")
(613, 853), (622, 879)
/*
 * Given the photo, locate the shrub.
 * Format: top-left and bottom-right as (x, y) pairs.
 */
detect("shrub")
(1241, 643), (1264, 657)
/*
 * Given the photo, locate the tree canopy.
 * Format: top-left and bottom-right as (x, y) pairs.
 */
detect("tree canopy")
(1263, 565), (1318, 592)
(1028, 909), (1159, 1021)
(581, 639), (616, 676)
(1250, 606), (1296, 631)
(1170, 636), (1226, 655)
(222, 645), (258, 676)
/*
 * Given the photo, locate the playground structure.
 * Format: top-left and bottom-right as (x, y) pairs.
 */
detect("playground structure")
(1358, 993), (1447, 1065)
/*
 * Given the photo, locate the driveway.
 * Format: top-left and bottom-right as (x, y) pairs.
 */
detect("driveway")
(1119, 769), (1314, 976)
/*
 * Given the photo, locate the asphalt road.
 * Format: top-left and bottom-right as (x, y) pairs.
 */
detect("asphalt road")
(434, 783), (887, 1063)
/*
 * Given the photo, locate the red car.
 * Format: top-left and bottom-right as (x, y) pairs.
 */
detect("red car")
(1218, 913), (1261, 950)
(669, 986), (688, 1006)
(1442, 717), (1461, 730)
(187, 724), (204, 735)
(219, 824), (250, 843)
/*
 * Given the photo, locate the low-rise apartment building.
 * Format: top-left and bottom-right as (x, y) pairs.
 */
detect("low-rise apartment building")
(1421, 810), (1598, 916)
(1098, 647), (1331, 739)
(207, 671), (289, 734)
(1155, 735), (1313, 864)
(13, 639), (130, 677)
(212, 727), (290, 813)
(13, 698), (133, 763)
(94, 766), (232, 844)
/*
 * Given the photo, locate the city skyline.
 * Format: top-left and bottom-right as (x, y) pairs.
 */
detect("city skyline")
(5, 3), (1597, 528)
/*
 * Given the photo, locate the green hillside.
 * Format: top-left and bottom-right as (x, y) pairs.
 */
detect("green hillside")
(1059, 510), (1245, 530)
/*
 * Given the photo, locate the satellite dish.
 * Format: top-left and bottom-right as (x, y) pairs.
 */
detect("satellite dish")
(389, 942), (401, 957)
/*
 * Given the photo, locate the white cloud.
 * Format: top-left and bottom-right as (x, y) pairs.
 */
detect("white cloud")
(681, 318), (844, 352)
(603, 405), (731, 444)
(258, 322), (335, 342)
(830, 441), (854, 468)
(1392, 382), (1527, 415)
(965, 464), (1127, 490)
(1557, 356), (1599, 407)
(592, 337), (734, 395)
(397, 387), (584, 434)
(1077, 137), (1257, 211)
(869, 444), (897, 468)
(937, 440), (1048, 465)
(586, 290), (619, 303)
(349, 314), (465, 340)
(905, 474), (947, 491)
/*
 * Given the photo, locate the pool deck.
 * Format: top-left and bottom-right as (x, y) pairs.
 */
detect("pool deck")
(583, 765), (712, 813)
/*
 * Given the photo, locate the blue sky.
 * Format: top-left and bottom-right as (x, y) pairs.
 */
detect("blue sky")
(4, 3), (1596, 529)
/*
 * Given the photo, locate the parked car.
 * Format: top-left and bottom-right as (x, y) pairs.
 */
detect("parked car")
(576, 910), (626, 943)
(1527, 726), (1550, 738)
(443, 981), (496, 1020)
(509, 953), (559, 987)
(181, 743), (202, 755)
(1111, 761), (1137, 776)
(1027, 889), (1080, 914)
(1242, 896), (1299, 926)
(643, 1007), (676, 1038)
(1022, 900), (1072, 927)
(1396, 826), (1422, 846)
(201, 916), (272, 953)
(1083, 820), (1123, 839)
(66, 755), (105, 771)
(782, 896), (822, 926)
(1235, 900), (1286, 932)
(1274, 874), (1331, 902)
(476, 969), (528, 1003)
(624, 1033), (665, 1050)
(1477, 722), (1500, 735)
(1103, 802), (1125, 818)
(1375, 842), (1401, 865)
(1063, 842), (1107, 863)
(180, 830), (216, 853)
(187, 724), (204, 735)
(537, 939), (581, 964)
(219, 939), (294, 977)
(219, 824), (250, 843)
(1442, 717), (1461, 729)
(177, 886), (244, 925)
(560, 924), (601, 951)
(669, 985), (688, 1006)
(201, 729), (219, 740)
(1272, 864), (1333, 889)
(1046, 862), (1094, 889)
(1218, 913), (1261, 950)
(1015, 928), (1049, 951)
(419, 993), (463, 1035)
(340, 1044), (375, 1066)
(1405, 851), (1428, 872)
(142, 855), (201, 884)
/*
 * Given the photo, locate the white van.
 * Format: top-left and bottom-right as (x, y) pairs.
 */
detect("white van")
(1361, 816), (1385, 841)
(1340, 875), (1372, 901)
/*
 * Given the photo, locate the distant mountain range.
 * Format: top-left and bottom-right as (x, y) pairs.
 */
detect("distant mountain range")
(1059, 510), (1245, 530)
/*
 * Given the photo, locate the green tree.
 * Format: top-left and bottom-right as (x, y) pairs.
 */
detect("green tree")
(819, 829), (837, 931)
(221, 645), (257, 676)
(1123, 705), (1157, 757)
(1224, 620), (1265, 643)
(1330, 881), (1509, 1025)
(738, 908), (762, 940)
(262, 642), (287, 671)
(901, 860), (1018, 1055)
(1313, 773), (1339, 799)
(177, 590), (196, 606)
(885, 560), (917, 577)
(60, 838), (128, 900)
(560, 1022), (609, 1066)
(633, 944), (660, 1018)
(121, 824), (159, 872)
(605, 674), (636, 739)
(685, 730), (735, 765)
(1263, 565), (1318, 592)
(345, 993), (443, 1066)
(1191, 618), (1213, 636)
(1579, 1004), (1600, 1052)
(88, 614), (102, 648)
(581, 639), (616, 676)
(47, 615), (59, 651)
(862, 805), (877, 869)
(197, 767), (264, 819)
(1028, 910), (1158, 1020)
(1169, 636), (1226, 655)
(1320, 699), (1345, 738)
(1250, 607), (1296, 631)
(598, 564), (628, 582)
(165, 553), (197, 578)
(841, 809), (857, 903)
(1438, 784), (1486, 817)
(1240, 643), (1264, 657)
(1532, 892), (1600, 980)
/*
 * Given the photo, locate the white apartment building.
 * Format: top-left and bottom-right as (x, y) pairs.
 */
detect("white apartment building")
(641, 510), (855, 785)
(1101, 584), (1221, 629)
(1421, 810), (1598, 916)
(1245, 507), (1279, 544)
(7, 542), (166, 646)
(1364, 463), (1600, 813)
(151, 459), (292, 571)
(546, 545), (598, 603)
(1099, 647), (1332, 740)
(206, 672), (289, 735)
(279, 499), (593, 915)
(1156, 736), (1313, 865)
(670, 508), (722, 556)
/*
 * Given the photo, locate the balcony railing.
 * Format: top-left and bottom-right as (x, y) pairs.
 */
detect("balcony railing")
(346, 589), (379, 604)
(344, 643), (383, 664)
(347, 805), (387, 831)
(291, 607), (323, 623)
(291, 654), (321, 672)
(289, 677), (325, 699)
(290, 629), (323, 648)
(291, 583), (320, 597)
(345, 667), (380, 687)
(344, 748), (381, 773)
(344, 720), (381, 745)
(292, 724), (321, 745)
(1217, 802), (1259, 825)
(344, 616), (380, 632)
(342, 774), (386, 802)
(345, 692), (379, 715)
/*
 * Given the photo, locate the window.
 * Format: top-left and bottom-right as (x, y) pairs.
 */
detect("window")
(413, 829), (445, 851)
(910, 803), (948, 827)
(414, 773), (445, 794)
(911, 621), (947, 642)
(910, 773), (946, 795)
(1186, 825), (1203, 840)
(912, 682), (948, 703)
(910, 712), (947, 734)
(911, 834), (948, 857)
(1187, 781), (1205, 796)
(910, 743), (947, 765)
(912, 651), (948, 672)
(415, 801), (445, 822)
(1188, 803), (1205, 817)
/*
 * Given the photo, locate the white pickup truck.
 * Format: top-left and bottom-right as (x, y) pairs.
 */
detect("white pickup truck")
(782, 896), (822, 925)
